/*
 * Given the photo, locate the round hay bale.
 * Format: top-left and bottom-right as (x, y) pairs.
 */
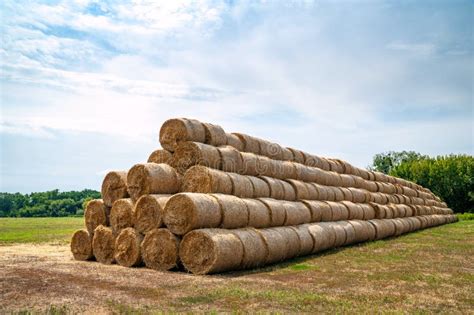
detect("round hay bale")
(321, 222), (345, 247)
(225, 133), (244, 151)
(203, 122), (227, 146)
(159, 118), (205, 152)
(211, 194), (249, 229)
(335, 221), (356, 245)
(261, 176), (285, 200)
(360, 203), (376, 220)
(307, 223), (335, 252)
(256, 157), (277, 177)
(340, 174), (355, 187)
(110, 198), (134, 235)
(147, 149), (172, 164)
(218, 145), (244, 173)
(339, 188), (353, 202)
(352, 176), (366, 189)
(283, 201), (312, 226)
(331, 187), (345, 202)
(248, 176), (270, 198)
(348, 188), (367, 203)
(240, 152), (259, 176)
(279, 161), (298, 180)
(384, 205), (394, 219)
(371, 203), (386, 219)
(179, 229), (244, 274)
(290, 225), (314, 256)
(259, 198), (286, 227)
(243, 199), (271, 228)
(279, 146), (294, 161)
(392, 219), (405, 236)
(232, 228), (267, 269)
(163, 193), (222, 235)
(134, 194), (171, 234)
(85, 199), (109, 235)
(127, 163), (181, 201)
(325, 201), (349, 221)
(301, 200), (331, 222)
(71, 229), (93, 261)
(287, 148), (305, 164)
(172, 142), (221, 173)
(325, 186), (336, 201)
(141, 228), (180, 271)
(114, 228), (143, 267)
(259, 227), (300, 263)
(294, 163), (314, 182)
(286, 179), (310, 200)
(182, 166), (232, 195)
(348, 220), (371, 243)
(363, 180), (378, 192)
(281, 180), (296, 201)
(277, 227), (301, 259)
(325, 172), (341, 187)
(227, 173), (253, 198)
(92, 225), (115, 264)
(342, 201), (364, 220)
(368, 219), (396, 240)
(311, 184), (328, 200)
(302, 153), (323, 169)
(101, 171), (129, 207)
(259, 139), (284, 160)
(328, 159), (344, 173)
(233, 133), (260, 154)
(319, 157), (332, 171)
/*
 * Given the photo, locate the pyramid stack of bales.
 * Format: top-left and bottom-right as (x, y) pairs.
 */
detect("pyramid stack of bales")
(71, 118), (457, 274)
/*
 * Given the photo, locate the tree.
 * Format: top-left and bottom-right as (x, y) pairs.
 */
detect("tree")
(370, 151), (428, 174)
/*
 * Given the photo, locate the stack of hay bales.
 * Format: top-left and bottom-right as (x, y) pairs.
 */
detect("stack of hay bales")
(71, 118), (457, 274)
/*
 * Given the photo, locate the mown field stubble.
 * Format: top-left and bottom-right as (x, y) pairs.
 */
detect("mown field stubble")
(0, 217), (472, 313)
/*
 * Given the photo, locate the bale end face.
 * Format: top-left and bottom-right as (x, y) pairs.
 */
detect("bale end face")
(92, 225), (115, 264)
(141, 228), (180, 271)
(71, 229), (93, 261)
(84, 199), (108, 235)
(159, 118), (205, 152)
(101, 171), (129, 207)
(114, 228), (143, 267)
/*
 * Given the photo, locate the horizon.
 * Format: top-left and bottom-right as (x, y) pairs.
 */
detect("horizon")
(1, 1), (473, 193)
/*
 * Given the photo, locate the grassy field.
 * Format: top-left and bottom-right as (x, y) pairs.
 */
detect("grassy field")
(0, 218), (472, 313)
(0, 217), (83, 244)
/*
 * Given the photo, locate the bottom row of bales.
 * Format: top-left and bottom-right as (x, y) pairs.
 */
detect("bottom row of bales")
(71, 214), (457, 275)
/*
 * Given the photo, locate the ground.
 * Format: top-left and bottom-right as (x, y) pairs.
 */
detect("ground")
(0, 218), (472, 314)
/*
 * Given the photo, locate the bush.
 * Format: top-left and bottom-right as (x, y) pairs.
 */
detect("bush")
(457, 213), (474, 221)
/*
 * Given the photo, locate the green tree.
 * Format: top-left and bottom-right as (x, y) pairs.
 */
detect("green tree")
(370, 151), (428, 174)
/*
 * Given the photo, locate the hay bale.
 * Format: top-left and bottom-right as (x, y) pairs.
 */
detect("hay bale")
(114, 228), (143, 267)
(259, 139), (284, 160)
(261, 176), (285, 200)
(363, 180), (378, 192)
(302, 152), (322, 168)
(290, 225), (314, 256)
(127, 163), (181, 201)
(240, 152), (259, 176)
(328, 159), (344, 173)
(326, 201), (349, 221)
(281, 180), (297, 201)
(283, 201), (312, 226)
(147, 149), (172, 164)
(294, 163), (317, 182)
(311, 183), (328, 200)
(92, 225), (115, 264)
(259, 198), (286, 227)
(280, 161), (298, 180)
(141, 228), (180, 271)
(134, 194), (171, 234)
(348, 220), (372, 243)
(339, 174), (355, 187)
(335, 221), (356, 245)
(71, 229), (93, 261)
(179, 229), (244, 274)
(348, 188), (367, 203)
(301, 200), (331, 222)
(307, 223), (335, 252)
(330, 222), (347, 247)
(159, 118), (206, 152)
(325, 186), (336, 201)
(248, 176), (270, 198)
(342, 201), (364, 220)
(232, 228), (267, 269)
(368, 219), (396, 240)
(233, 133), (260, 154)
(101, 171), (129, 207)
(331, 187), (345, 202)
(211, 194), (249, 229)
(339, 188), (353, 202)
(392, 218), (405, 236)
(163, 193), (222, 235)
(259, 227), (300, 263)
(243, 199), (271, 228)
(287, 179), (311, 200)
(172, 142), (221, 173)
(225, 133), (244, 151)
(325, 172), (341, 187)
(218, 145), (244, 173)
(203, 122), (227, 146)
(182, 166), (232, 195)
(109, 198), (134, 235)
(288, 148), (305, 164)
(360, 203), (376, 220)
(227, 173), (253, 198)
(84, 199), (109, 235)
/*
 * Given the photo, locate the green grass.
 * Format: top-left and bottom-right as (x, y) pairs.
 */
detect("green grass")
(457, 212), (474, 221)
(0, 217), (83, 244)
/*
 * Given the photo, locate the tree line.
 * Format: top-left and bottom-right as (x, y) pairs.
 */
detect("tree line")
(370, 152), (473, 213)
(0, 189), (100, 217)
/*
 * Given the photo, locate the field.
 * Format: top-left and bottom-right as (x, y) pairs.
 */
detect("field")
(0, 218), (473, 313)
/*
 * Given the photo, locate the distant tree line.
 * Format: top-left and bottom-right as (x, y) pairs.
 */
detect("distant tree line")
(370, 152), (473, 213)
(0, 189), (100, 217)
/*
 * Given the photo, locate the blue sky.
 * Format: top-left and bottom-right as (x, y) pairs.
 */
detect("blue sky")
(1, 0), (473, 193)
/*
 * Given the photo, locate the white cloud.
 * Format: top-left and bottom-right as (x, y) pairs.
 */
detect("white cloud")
(386, 41), (436, 55)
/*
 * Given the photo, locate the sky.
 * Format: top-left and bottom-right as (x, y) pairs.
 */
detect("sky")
(1, 0), (473, 193)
